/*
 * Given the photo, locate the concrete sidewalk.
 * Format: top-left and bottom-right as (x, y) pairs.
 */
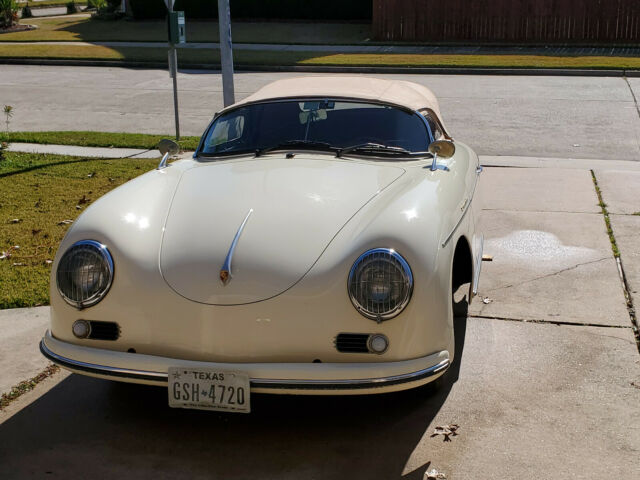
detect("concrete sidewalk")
(0, 307), (50, 396)
(6, 142), (162, 158)
(23, 7), (68, 18)
(17, 10), (90, 19)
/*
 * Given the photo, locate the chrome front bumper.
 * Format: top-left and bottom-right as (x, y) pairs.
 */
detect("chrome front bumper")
(41, 332), (449, 394)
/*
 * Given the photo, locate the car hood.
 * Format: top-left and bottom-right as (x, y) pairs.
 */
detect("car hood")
(160, 156), (405, 305)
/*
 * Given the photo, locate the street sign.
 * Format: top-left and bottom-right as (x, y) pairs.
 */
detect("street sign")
(168, 11), (186, 45)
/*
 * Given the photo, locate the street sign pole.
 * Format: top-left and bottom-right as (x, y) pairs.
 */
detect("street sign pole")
(169, 47), (180, 140)
(165, 0), (182, 140)
(217, 0), (235, 107)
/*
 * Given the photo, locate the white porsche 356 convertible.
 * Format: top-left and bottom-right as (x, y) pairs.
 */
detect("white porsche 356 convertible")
(41, 77), (483, 412)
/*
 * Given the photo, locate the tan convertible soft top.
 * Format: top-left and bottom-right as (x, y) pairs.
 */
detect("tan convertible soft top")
(224, 76), (448, 134)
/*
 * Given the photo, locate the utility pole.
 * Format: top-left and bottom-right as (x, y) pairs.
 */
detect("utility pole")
(217, 0), (235, 107)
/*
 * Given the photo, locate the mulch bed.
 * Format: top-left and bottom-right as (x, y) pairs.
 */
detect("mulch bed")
(0, 24), (38, 34)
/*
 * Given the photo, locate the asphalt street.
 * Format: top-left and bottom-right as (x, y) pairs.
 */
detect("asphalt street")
(2, 65), (640, 160)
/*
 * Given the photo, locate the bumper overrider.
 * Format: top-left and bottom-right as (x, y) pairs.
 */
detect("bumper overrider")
(40, 330), (450, 395)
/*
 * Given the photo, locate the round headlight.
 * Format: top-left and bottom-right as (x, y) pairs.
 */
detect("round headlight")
(56, 240), (114, 309)
(348, 248), (413, 321)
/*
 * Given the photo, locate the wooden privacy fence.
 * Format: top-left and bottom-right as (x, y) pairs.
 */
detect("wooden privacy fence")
(373, 0), (640, 43)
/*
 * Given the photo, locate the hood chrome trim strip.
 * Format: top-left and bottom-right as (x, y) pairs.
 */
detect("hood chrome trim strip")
(220, 208), (253, 285)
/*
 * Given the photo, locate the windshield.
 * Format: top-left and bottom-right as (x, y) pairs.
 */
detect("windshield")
(198, 100), (430, 157)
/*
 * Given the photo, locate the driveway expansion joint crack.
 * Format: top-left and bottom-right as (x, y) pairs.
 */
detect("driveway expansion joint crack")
(469, 314), (632, 330)
(0, 364), (60, 412)
(591, 170), (640, 353)
(624, 76), (640, 120)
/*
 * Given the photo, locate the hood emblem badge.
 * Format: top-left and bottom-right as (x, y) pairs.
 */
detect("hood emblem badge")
(220, 208), (254, 286)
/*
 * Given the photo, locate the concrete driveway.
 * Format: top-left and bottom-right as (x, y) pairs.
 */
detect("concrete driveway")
(0, 317), (637, 480)
(2, 158), (639, 479)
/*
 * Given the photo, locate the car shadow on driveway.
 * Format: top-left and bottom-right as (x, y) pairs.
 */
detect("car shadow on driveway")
(0, 305), (468, 480)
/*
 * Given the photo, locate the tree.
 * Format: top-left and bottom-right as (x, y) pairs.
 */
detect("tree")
(0, 0), (19, 29)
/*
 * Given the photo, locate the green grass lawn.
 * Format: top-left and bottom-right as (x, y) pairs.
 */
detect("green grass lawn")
(1, 131), (200, 150)
(0, 151), (157, 309)
(299, 53), (640, 69)
(0, 42), (324, 64)
(2, 16), (370, 44)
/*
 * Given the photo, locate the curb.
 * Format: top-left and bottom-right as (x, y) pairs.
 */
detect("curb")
(1, 58), (639, 77)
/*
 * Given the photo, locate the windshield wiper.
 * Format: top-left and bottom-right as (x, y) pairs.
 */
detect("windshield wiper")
(197, 147), (254, 158)
(255, 140), (338, 157)
(197, 152), (240, 158)
(337, 143), (412, 157)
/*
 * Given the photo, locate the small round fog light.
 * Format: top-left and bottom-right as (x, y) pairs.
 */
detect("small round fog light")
(72, 320), (91, 339)
(368, 334), (389, 354)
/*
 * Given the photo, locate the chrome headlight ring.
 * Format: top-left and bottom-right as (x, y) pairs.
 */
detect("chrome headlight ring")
(348, 248), (413, 322)
(56, 240), (114, 309)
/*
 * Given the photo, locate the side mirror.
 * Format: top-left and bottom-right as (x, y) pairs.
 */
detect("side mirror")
(428, 140), (455, 159)
(427, 140), (455, 172)
(157, 139), (180, 169)
(158, 139), (180, 156)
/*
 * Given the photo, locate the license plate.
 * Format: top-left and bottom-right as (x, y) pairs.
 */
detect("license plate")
(168, 367), (250, 413)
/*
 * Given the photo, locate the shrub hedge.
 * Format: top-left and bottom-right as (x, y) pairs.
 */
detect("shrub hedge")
(129, 0), (166, 19)
(129, 0), (372, 21)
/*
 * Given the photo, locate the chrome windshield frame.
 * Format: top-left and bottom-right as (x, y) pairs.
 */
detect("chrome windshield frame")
(194, 97), (434, 159)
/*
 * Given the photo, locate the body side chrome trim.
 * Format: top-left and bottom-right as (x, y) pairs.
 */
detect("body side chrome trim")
(441, 162), (483, 248)
(220, 208), (253, 285)
(40, 340), (449, 391)
(441, 195), (474, 248)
